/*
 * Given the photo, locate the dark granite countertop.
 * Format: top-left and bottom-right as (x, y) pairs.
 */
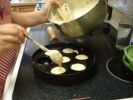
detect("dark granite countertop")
(13, 23), (133, 100)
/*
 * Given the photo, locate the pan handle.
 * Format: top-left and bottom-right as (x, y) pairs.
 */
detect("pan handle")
(47, 26), (58, 43)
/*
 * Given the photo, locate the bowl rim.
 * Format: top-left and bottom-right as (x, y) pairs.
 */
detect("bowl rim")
(124, 45), (133, 62)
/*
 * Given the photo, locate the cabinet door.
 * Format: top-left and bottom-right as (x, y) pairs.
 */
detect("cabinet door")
(11, 7), (20, 12)
(20, 6), (35, 12)
(11, 5), (36, 12)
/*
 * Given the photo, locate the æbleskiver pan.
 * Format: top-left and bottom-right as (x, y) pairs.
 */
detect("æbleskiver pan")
(32, 26), (96, 86)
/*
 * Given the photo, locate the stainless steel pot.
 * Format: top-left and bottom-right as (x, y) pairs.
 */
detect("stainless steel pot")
(48, 0), (107, 37)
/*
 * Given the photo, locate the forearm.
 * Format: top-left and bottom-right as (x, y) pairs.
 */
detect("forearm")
(11, 9), (48, 28)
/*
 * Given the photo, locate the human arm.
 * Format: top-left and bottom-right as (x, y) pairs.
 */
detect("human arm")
(11, 0), (59, 28)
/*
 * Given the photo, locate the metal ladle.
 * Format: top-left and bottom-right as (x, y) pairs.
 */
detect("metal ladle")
(24, 32), (63, 65)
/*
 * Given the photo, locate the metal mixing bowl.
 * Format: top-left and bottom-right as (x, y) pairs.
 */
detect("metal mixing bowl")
(48, 0), (107, 37)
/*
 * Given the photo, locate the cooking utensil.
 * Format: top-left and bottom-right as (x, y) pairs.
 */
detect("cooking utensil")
(24, 32), (63, 65)
(24, 32), (49, 52)
(32, 26), (96, 85)
(48, 0), (107, 37)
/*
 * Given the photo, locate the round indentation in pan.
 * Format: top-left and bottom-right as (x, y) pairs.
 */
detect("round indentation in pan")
(37, 56), (53, 66)
(62, 48), (74, 54)
(50, 66), (66, 75)
(71, 63), (86, 71)
(62, 56), (71, 63)
(75, 54), (88, 61)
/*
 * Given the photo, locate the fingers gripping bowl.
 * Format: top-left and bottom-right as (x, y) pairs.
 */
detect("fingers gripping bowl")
(32, 43), (96, 85)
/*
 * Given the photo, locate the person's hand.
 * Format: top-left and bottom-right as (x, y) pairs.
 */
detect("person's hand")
(43, 0), (60, 12)
(39, 0), (60, 22)
(0, 24), (25, 58)
(35, 0), (60, 24)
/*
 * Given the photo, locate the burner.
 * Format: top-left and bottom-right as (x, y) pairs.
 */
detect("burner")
(106, 56), (133, 83)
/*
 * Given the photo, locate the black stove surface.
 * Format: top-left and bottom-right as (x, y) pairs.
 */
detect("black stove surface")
(13, 23), (133, 100)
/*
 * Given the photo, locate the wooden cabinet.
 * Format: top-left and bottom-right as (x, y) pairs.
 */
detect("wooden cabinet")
(11, 5), (36, 12)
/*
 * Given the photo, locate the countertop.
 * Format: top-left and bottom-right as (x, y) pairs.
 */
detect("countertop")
(11, 0), (37, 6)
(12, 23), (133, 100)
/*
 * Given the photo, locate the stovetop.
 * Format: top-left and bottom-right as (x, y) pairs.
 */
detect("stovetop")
(13, 23), (133, 100)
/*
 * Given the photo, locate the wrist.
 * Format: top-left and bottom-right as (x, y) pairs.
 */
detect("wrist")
(39, 7), (48, 23)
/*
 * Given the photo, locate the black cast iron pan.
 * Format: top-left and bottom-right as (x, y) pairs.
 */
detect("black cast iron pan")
(32, 26), (96, 86)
